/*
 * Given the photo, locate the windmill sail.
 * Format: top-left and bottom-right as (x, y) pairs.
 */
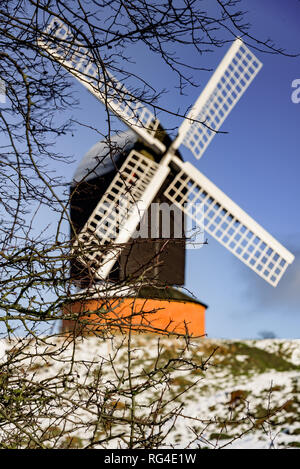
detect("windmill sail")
(165, 156), (294, 286)
(172, 38), (262, 159)
(38, 17), (165, 154)
(73, 150), (170, 280)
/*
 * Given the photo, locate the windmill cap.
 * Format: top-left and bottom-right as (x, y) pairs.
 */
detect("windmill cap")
(72, 129), (137, 185)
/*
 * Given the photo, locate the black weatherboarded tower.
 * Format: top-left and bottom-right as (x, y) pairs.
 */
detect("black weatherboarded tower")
(70, 129), (186, 289)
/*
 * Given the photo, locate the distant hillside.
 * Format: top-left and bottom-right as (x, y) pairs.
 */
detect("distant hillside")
(0, 336), (299, 449)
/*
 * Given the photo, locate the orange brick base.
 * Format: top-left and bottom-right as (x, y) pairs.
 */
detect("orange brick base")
(62, 296), (206, 337)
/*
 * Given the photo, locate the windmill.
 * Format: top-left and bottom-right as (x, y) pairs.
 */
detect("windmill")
(38, 18), (295, 336)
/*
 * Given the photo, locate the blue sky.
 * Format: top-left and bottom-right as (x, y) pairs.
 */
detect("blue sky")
(183, 0), (300, 339)
(3, 1), (299, 339)
(56, 0), (300, 339)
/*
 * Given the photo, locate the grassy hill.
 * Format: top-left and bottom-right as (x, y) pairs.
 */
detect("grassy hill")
(0, 335), (299, 449)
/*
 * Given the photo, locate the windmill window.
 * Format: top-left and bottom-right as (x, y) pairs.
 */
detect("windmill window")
(234, 233), (241, 241)
(228, 227), (235, 236)
(257, 264), (263, 271)
(268, 262), (274, 270)
(242, 60), (248, 67)
(229, 241), (236, 250)
(236, 52), (242, 60)
(216, 230), (222, 238)
(243, 253), (249, 260)
(236, 247), (243, 255)
(250, 258), (256, 266)
(234, 71), (240, 79)
(273, 253), (279, 262)
(266, 247), (273, 256)
(240, 79), (246, 87)
(253, 61), (259, 68)
(261, 256), (268, 264)
(260, 242), (267, 251)
(254, 250), (261, 258)
(98, 227), (106, 236)
(221, 222), (228, 230)
(241, 239), (248, 248)
(215, 216), (222, 225)
(271, 275), (276, 283)
(233, 58), (238, 66)
(210, 224), (216, 232)
(248, 245), (254, 253)
(208, 210), (215, 218)
(280, 259), (286, 268)
(275, 268), (281, 275)
(223, 235), (229, 243)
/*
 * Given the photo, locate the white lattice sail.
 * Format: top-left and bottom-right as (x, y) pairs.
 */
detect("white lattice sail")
(173, 38), (263, 159)
(74, 150), (170, 279)
(165, 157), (294, 286)
(38, 17), (165, 154)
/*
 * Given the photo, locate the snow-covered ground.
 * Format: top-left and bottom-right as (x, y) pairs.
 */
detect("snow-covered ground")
(0, 335), (299, 449)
